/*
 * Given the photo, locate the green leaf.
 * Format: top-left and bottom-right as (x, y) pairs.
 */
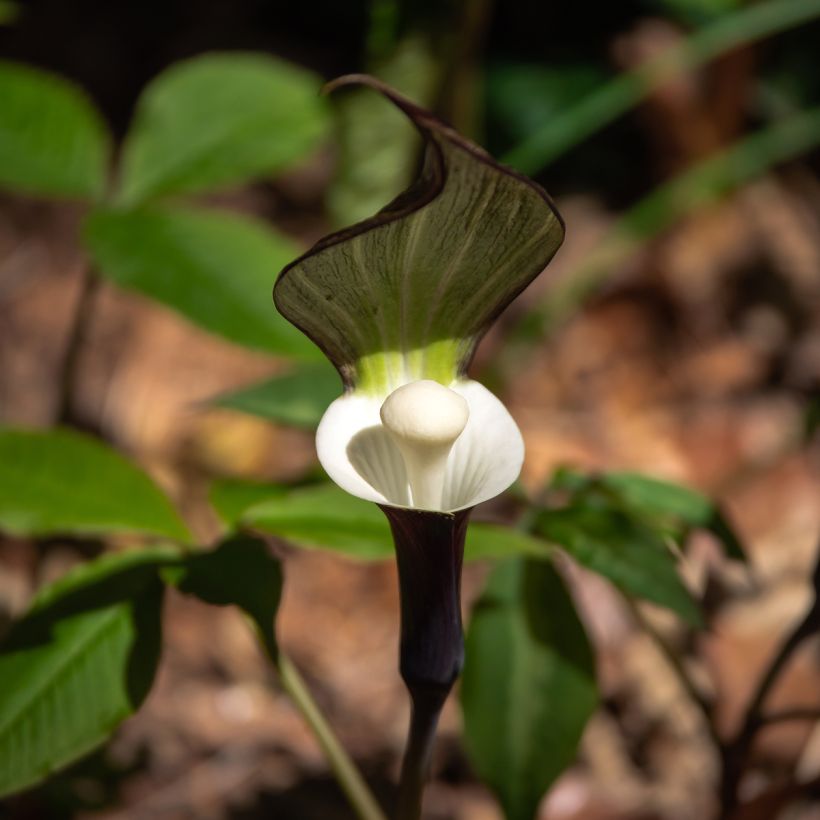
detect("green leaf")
(0, 548), (173, 797)
(209, 478), (288, 527)
(174, 534), (282, 658)
(243, 484), (392, 559)
(462, 558), (597, 820)
(600, 472), (746, 562)
(600, 472), (713, 526)
(0, 428), (190, 541)
(117, 52), (329, 205)
(84, 204), (319, 357)
(210, 361), (341, 428)
(465, 524), (549, 562)
(537, 505), (702, 626)
(234, 482), (543, 562)
(487, 60), (606, 147)
(0, 60), (110, 199)
(274, 76), (564, 394)
(327, 37), (439, 226)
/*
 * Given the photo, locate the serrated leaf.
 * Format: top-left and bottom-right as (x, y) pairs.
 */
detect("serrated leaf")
(462, 558), (597, 820)
(0, 60), (110, 199)
(117, 52), (329, 205)
(0, 428), (189, 541)
(174, 534), (282, 658)
(84, 204), (319, 357)
(210, 361), (340, 428)
(0, 549), (171, 797)
(238, 482), (544, 562)
(274, 76), (564, 393)
(538, 505), (702, 626)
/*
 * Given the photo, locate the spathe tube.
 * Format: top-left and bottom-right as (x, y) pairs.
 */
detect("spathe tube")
(379, 505), (471, 819)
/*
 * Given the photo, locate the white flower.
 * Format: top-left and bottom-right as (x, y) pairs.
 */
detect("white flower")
(317, 378), (523, 513)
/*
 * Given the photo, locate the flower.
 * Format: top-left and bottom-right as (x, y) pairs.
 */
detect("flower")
(274, 75), (564, 516)
(273, 77), (566, 813)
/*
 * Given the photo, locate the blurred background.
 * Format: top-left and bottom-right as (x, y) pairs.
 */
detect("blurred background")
(2, 0), (820, 817)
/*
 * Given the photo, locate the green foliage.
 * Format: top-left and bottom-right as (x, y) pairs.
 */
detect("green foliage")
(213, 480), (547, 562)
(211, 362), (341, 428)
(486, 61), (606, 147)
(0, 548), (175, 797)
(174, 534), (283, 659)
(538, 505), (702, 626)
(649, 0), (741, 25)
(552, 467), (745, 561)
(502, 0), (820, 174)
(0, 539), (283, 799)
(327, 36), (439, 226)
(84, 204), (318, 357)
(209, 478), (289, 527)
(0, 428), (189, 541)
(0, 61), (110, 199)
(117, 52), (330, 206)
(462, 558), (597, 820)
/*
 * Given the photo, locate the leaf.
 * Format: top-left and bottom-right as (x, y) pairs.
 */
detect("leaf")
(210, 361), (341, 428)
(327, 36), (439, 226)
(243, 483), (393, 559)
(0, 428), (190, 541)
(462, 558), (597, 820)
(600, 472), (713, 526)
(0, 548), (173, 797)
(0, 60), (110, 199)
(209, 478), (288, 527)
(465, 524), (549, 561)
(234, 482), (544, 562)
(538, 505), (702, 626)
(600, 472), (746, 562)
(117, 52), (330, 205)
(84, 204), (319, 357)
(274, 76), (564, 393)
(486, 60), (606, 147)
(174, 535), (282, 658)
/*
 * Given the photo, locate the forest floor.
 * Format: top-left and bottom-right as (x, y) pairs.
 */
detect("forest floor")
(1, 158), (820, 820)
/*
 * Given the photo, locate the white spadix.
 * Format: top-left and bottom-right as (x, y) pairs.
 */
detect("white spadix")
(379, 380), (469, 511)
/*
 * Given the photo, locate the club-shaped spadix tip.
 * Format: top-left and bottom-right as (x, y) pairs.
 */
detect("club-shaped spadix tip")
(380, 380), (469, 510)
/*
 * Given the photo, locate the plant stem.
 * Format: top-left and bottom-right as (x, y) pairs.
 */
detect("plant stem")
(621, 594), (720, 744)
(277, 653), (387, 820)
(57, 264), (99, 424)
(396, 687), (448, 820)
(719, 589), (820, 817)
(502, 0), (820, 174)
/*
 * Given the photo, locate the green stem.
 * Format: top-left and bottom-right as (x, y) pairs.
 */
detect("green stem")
(502, 0), (820, 174)
(277, 653), (387, 820)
